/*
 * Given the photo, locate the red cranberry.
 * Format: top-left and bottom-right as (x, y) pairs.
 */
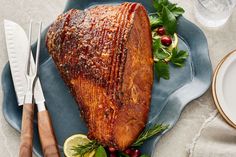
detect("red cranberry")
(132, 149), (141, 157)
(161, 35), (172, 46)
(108, 147), (116, 153)
(156, 27), (166, 36)
(124, 148), (133, 155)
(110, 153), (117, 157)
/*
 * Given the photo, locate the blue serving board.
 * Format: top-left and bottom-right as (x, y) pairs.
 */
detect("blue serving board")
(1, 0), (212, 156)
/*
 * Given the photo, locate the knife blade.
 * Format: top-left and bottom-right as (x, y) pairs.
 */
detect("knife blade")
(4, 20), (46, 110)
(4, 20), (28, 105)
(4, 20), (60, 157)
(4, 19), (35, 157)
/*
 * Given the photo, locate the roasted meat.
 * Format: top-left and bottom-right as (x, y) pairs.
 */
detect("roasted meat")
(46, 2), (153, 150)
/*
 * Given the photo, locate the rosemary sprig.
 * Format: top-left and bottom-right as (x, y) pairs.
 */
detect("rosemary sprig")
(70, 124), (168, 156)
(132, 124), (169, 147)
(71, 140), (100, 157)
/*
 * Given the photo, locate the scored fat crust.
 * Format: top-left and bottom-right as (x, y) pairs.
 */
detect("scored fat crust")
(46, 2), (153, 150)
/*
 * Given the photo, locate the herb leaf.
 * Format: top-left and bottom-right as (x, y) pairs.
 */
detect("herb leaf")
(95, 146), (107, 157)
(132, 124), (169, 147)
(171, 6), (185, 17)
(153, 38), (171, 60)
(71, 140), (100, 157)
(154, 49), (170, 60)
(170, 48), (189, 67)
(153, 38), (162, 50)
(162, 6), (177, 35)
(149, 16), (162, 29)
(153, 0), (162, 12)
(153, 0), (168, 12)
(154, 61), (170, 80)
(153, 0), (185, 18)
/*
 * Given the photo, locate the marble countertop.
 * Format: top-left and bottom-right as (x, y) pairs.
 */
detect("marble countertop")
(0, 0), (235, 156)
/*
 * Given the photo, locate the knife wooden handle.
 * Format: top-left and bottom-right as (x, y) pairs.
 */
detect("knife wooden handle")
(19, 103), (34, 157)
(38, 110), (60, 157)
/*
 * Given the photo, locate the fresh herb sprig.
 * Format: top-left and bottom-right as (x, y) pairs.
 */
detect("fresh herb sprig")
(153, 0), (184, 34)
(71, 140), (100, 157)
(132, 124), (169, 147)
(150, 0), (188, 80)
(171, 48), (189, 67)
(71, 124), (168, 157)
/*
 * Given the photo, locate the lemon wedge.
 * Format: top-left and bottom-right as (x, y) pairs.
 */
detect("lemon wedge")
(63, 134), (96, 157)
(168, 33), (178, 51)
(164, 33), (178, 62)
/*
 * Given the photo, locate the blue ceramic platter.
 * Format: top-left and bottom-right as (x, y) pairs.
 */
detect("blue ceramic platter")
(1, 0), (212, 156)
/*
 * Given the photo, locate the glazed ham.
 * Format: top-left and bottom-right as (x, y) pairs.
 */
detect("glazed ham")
(46, 2), (153, 150)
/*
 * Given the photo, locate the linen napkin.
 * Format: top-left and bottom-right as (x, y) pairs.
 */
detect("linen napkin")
(188, 111), (236, 157)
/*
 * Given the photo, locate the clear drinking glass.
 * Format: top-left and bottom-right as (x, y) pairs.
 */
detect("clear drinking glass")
(194, 0), (236, 27)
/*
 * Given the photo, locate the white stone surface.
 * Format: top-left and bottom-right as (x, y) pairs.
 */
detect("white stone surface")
(0, 0), (235, 156)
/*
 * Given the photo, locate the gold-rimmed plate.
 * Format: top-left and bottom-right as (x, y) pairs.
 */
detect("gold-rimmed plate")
(212, 50), (236, 128)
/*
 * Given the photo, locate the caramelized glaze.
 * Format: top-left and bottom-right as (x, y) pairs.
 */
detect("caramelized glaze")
(46, 2), (153, 150)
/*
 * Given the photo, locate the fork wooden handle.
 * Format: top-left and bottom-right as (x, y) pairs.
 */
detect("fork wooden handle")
(38, 110), (60, 157)
(19, 103), (34, 157)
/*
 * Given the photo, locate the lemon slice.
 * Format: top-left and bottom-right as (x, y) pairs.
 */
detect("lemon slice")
(168, 33), (178, 51)
(64, 134), (96, 157)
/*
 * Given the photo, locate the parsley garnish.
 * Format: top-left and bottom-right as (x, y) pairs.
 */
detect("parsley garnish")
(149, 16), (162, 29)
(171, 48), (189, 67)
(153, 0), (185, 18)
(162, 6), (177, 35)
(155, 61), (170, 80)
(150, 0), (188, 80)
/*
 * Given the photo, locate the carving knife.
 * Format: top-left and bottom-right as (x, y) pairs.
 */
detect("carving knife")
(4, 20), (60, 157)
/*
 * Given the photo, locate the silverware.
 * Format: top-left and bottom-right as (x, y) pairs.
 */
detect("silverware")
(31, 26), (61, 157)
(24, 21), (41, 105)
(4, 19), (36, 157)
(4, 20), (60, 157)
(19, 21), (41, 157)
(26, 21), (60, 157)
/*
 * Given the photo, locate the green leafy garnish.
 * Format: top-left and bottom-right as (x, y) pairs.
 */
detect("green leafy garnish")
(153, 0), (185, 19)
(155, 61), (170, 80)
(140, 155), (151, 157)
(153, 38), (162, 50)
(71, 140), (99, 157)
(150, 0), (188, 80)
(153, 39), (171, 60)
(71, 123), (168, 156)
(162, 6), (176, 35)
(132, 124), (169, 147)
(149, 16), (163, 29)
(171, 48), (189, 67)
(95, 146), (107, 157)
(170, 5), (185, 17)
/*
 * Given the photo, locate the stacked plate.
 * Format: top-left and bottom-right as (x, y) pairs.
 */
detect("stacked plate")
(212, 50), (236, 128)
